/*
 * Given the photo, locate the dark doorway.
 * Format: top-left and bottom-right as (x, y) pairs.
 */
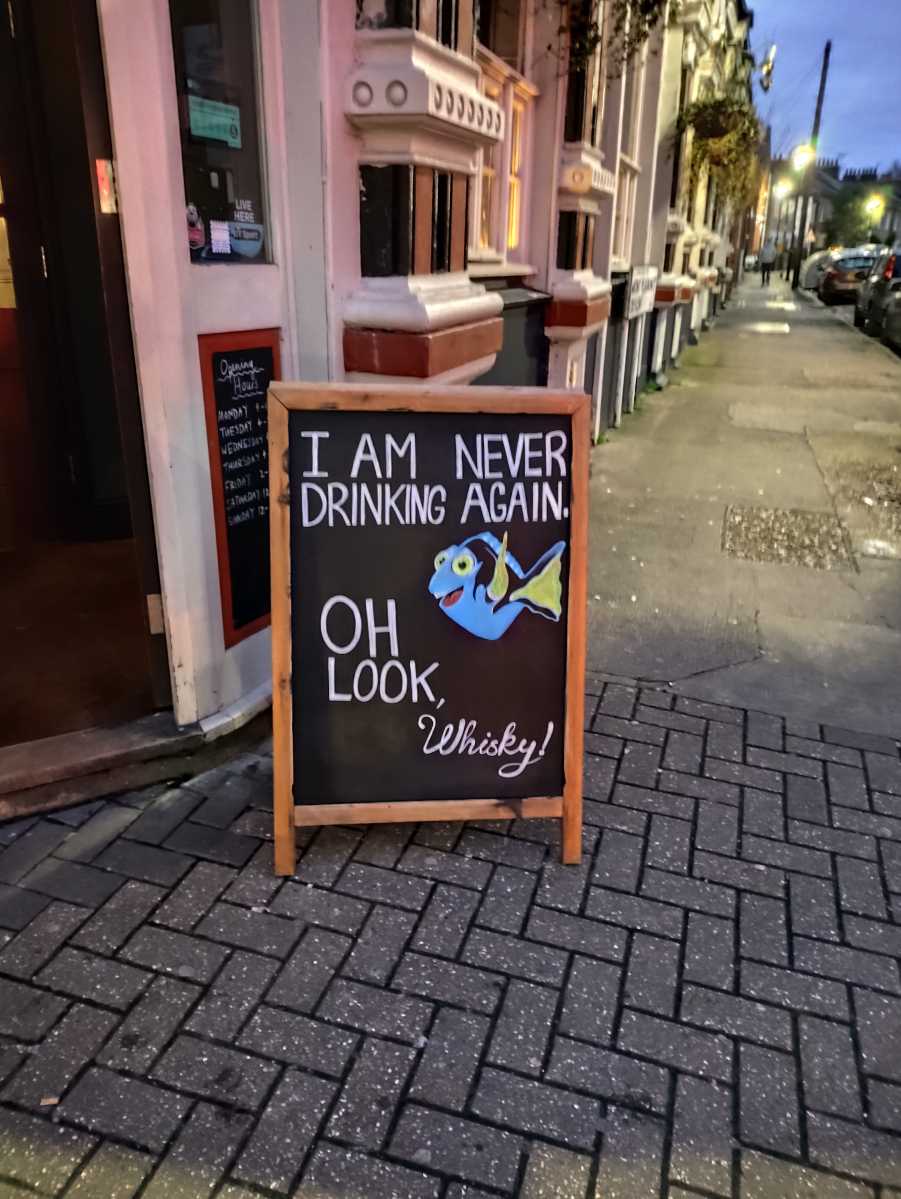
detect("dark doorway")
(473, 287), (549, 387)
(0, 0), (167, 748)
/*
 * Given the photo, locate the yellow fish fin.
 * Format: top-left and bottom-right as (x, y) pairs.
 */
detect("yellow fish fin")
(488, 531), (509, 602)
(510, 552), (563, 620)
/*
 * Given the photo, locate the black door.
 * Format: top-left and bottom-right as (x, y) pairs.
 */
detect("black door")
(473, 287), (550, 386)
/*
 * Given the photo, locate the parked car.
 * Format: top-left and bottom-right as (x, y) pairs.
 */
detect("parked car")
(854, 247), (901, 335)
(818, 251), (880, 305)
(801, 249), (839, 291)
(882, 288), (901, 354)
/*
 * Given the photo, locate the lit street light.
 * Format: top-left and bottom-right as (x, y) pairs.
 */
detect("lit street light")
(791, 143), (816, 172)
(864, 194), (885, 217)
(773, 179), (792, 200)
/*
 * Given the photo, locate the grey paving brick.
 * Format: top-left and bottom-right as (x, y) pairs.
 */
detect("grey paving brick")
(794, 937), (900, 992)
(642, 867), (736, 917)
(343, 904), (416, 984)
(186, 949), (278, 1039)
(592, 828), (644, 892)
(268, 880), (369, 932)
(72, 880), (164, 953)
(706, 757), (783, 793)
(60, 1066), (189, 1152)
(98, 975), (200, 1072)
(64, 1143), (153, 1199)
(747, 746), (823, 779)
(546, 1037), (669, 1112)
(707, 719), (743, 762)
(639, 688), (674, 711)
(583, 752), (617, 801)
(696, 849), (786, 897)
(741, 961), (850, 1020)
(844, 914), (901, 957)
(238, 1005), (358, 1076)
(95, 839), (193, 887)
(37, 946), (150, 1009)
(790, 872), (841, 942)
(152, 861), (237, 930)
(464, 926), (569, 984)
(153, 1034), (279, 1108)
(677, 697), (742, 724)
(559, 954), (621, 1043)
(163, 822), (259, 867)
(583, 799), (648, 835)
(409, 1006), (489, 1110)
(625, 933), (679, 1016)
(234, 1069), (335, 1193)
(837, 856), (887, 917)
(298, 1140), (441, 1199)
(337, 861), (432, 910)
(696, 800), (739, 856)
(685, 912), (735, 989)
(682, 982), (792, 1048)
(595, 1105), (665, 1199)
(787, 775), (829, 825)
(599, 684), (638, 718)
(646, 814), (690, 872)
(0, 821), (70, 884)
(394, 950), (503, 1012)
(413, 882), (479, 955)
(0, 900), (87, 977)
(527, 904), (626, 961)
(740, 892), (788, 965)
(742, 788), (784, 838)
(195, 900), (300, 957)
(659, 770), (740, 805)
(266, 926), (349, 1013)
(670, 1074), (733, 1196)
(327, 1036), (416, 1149)
(808, 1111), (901, 1187)
(617, 1008), (732, 1082)
(121, 924), (228, 983)
(786, 736), (861, 766)
(391, 1104), (523, 1190)
(867, 751), (901, 796)
(476, 865), (536, 934)
(140, 1101), (252, 1199)
(458, 828), (547, 871)
(122, 788), (204, 845)
(488, 978), (557, 1075)
(294, 828), (363, 886)
(855, 988), (901, 1081)
(188, 771), (260, 828)
(594, 715), (665, 745)
(54, 805), (140, 862)
(869, 1079), (901, 1133)
(319, 977), (432, 1042)
(18, 857), (122, 908)
(823, 726), (899, 755)
(663, 730), (704, 774)
(0, 814), (38, 844)
(827, 762), (870, 809)
(0, 882), (48, 931)
(875, 790), (901, 817)
(740, 1147), (875, 1198)
(0, 1043), (24, 1086)
(799, 1015), (862, 1120)
(587, 886), (684, 939)
(521, 1142), (591, 1199)
(747, 711), (784, 750)
(536, 860), (590, 913)
(834, 804), (901, 841)
(618, 741), (663, 787)
(0, 976), (67, 1041)
(398, 843), (493, 889)
(790, 820), (877, 860)
(743, 833), (832, 878)
(353, 823), (413, 868)
(472, 1066), (602, 1150)
(2, 1003), (118, 1108)
(222, 844), (282, 908)
(740, 1043), (800, 1155)
(0, 1106), (95, 1192)
(614, 783), (694, 822)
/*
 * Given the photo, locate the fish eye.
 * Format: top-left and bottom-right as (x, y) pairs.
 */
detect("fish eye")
(452, 552), (475, 576)
(434, 550), (449, 570)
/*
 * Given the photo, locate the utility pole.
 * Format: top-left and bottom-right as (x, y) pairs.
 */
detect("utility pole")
(792, 40), (831, 288)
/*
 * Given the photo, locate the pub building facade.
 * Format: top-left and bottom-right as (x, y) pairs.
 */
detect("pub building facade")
(0, 0), (753, 791)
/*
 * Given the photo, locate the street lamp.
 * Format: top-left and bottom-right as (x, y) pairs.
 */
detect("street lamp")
(791, 143), (816, 172)
(865, 194), (885, 217)
(773, 179), (792, 200)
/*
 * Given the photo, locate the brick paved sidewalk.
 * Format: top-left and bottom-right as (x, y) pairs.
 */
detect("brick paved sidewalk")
(1, 677), (900, 1198)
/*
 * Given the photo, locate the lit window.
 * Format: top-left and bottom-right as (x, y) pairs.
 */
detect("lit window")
(506, 101), (524, 250)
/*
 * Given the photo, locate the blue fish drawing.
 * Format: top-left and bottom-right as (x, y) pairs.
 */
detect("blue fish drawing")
(428, 531), (566, 641)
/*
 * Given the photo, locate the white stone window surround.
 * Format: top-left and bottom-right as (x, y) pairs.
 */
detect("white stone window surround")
(468, 44), (538, 269)
(558, 143), (616, 202)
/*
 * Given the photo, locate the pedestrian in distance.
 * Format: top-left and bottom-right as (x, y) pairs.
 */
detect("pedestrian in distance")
(760, 238), (777, 287)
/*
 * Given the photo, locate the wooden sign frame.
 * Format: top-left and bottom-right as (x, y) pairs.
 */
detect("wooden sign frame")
(268, 382), (589, 874)
(199, 327), (281, 648)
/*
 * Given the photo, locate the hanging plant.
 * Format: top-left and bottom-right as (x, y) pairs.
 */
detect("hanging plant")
(677, 92), (761, 209)
(554, 0), (670, 78)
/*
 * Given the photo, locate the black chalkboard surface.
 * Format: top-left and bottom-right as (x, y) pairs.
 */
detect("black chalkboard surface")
(269, 384), (590, 875)
(200, 329), (280, 646)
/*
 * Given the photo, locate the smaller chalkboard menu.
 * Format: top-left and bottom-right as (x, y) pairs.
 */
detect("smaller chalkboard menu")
(268, 383), (589, 877)
(199, 328), (280, 647)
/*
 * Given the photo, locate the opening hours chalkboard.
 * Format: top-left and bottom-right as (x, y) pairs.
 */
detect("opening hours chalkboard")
(268, 383), (589, 875)
(200, 328), (280, 647)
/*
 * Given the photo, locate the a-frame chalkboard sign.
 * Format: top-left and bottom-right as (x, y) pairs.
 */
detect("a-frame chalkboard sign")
(268, 383), (589, 874)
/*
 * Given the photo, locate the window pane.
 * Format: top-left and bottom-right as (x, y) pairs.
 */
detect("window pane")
(480, 171), (495, 249)
(478, 0), (522, 70)
(506, 176), (520, 250)
(510, 103), (523, 174)
(170, 0), (270, 264)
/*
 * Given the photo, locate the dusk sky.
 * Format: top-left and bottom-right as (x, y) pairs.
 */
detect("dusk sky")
(748, 0), (900, 172)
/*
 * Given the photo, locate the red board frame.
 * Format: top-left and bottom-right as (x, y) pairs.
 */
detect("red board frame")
(199, 327), (281, 648)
